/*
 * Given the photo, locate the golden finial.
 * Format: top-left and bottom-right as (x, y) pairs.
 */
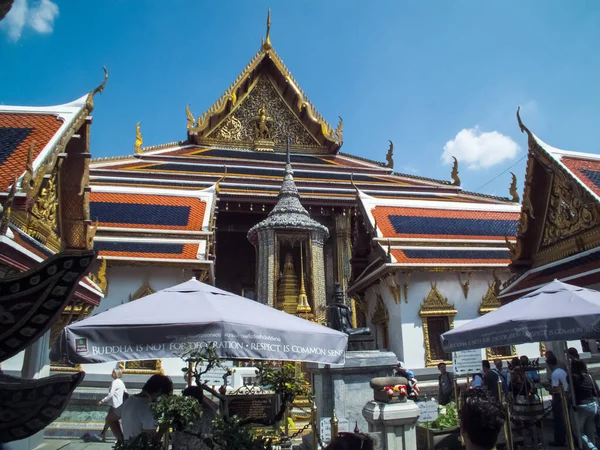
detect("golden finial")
(215, 165), (228, 193)
(297, 245), (312, 314)
(86, 219), (99, 250)
(509, 172), (520, 203)
(26, 141), (35, 177)
(0, 178), (18, 234)
(134, 122), (143, 154)
(89, 258), (108, 294)
(451, 156), (461, 186)
(335, 116), (343, 141)
(263, 9), (272, 49)
(86, 67), (109, 110)
(186, 105), (195, 130)
(385, 140), (394, 169)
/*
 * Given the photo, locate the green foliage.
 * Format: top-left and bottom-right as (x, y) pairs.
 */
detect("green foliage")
(181, 342), (233, 386)
(429, 402), (459, 430)
(151, 394), (203, 431)
(112, 432), (163, 450)
(256, 362), (312, 405)
(205, 415), (273, 450)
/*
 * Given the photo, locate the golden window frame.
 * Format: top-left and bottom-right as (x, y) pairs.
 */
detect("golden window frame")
(479, 283), (516, 360)
(121, 281), (163, 375)
(419, 283), (457, 367)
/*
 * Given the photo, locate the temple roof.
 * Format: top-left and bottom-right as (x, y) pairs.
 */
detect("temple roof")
(0, 95), (89, 191)
(247, 148), (329, 242)
(356, 190), (520, 268)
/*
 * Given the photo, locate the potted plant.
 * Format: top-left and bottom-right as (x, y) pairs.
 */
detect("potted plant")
(416, 402), (461, 450)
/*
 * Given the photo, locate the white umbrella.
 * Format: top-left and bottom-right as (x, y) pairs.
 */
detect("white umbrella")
(51, 278), (348, 365)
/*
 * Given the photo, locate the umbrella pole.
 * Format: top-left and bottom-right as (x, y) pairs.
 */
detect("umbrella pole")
(563, 341), (581, 449)
(498, 380), (513, 450)
(559, 385), (575, 450)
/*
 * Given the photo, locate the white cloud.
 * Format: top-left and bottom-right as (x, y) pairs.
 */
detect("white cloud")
(2, 0), (59, 41)
(441, 126), (520, 170)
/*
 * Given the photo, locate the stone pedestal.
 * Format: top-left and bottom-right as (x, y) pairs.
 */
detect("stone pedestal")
(307, 350), (397, 432)
(362, 400), (421, 450)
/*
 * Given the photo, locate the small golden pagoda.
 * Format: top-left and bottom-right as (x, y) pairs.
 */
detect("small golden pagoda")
(278, 253), (300, 313)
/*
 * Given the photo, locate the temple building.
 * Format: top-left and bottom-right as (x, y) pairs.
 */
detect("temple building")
(62, 13), (543, 376)
(499, 110), (600, 357)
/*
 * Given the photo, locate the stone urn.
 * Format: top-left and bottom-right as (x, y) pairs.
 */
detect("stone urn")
(370, 376), (409, 404)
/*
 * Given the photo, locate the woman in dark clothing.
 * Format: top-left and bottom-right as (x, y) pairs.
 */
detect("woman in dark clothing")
(571, 359), (598, 449)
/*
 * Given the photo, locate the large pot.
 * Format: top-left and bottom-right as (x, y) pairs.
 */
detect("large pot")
(416, 425), (461, 450)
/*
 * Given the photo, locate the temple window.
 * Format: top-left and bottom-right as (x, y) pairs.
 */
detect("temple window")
(419, 283), (457, 367)
(121, 281), (163, 375)
(371, 294), (389, 349)
(479, 282), (516, 360)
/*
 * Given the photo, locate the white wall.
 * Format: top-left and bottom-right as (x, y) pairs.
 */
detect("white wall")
(365, 270), (542, 370)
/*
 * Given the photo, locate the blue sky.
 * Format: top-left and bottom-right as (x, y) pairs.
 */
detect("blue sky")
(1, 1), (599, 197)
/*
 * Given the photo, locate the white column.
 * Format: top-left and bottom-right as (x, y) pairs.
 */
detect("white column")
(362, 400), (421, 450)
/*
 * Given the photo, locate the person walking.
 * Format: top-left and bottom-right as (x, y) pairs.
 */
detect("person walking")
(107, 374), (173, 444)
(96, 368), (127, 442)
(482, 360), (499, 401)
(438, 362), (454, 405)
(493, 359), (508, 395)
(546, 353), (568, 447)
(570, 359), (598, 450)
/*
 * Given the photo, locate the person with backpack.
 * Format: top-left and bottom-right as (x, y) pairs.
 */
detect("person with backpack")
(438, 362), (455, 405)
(493, 359), (508, 395)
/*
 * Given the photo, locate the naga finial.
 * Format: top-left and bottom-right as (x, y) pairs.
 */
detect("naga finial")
(451, 156), (461, 186)
(0, 178), (18, 234)
(335, 116), (343, 141)
(216, 165), (228, 192)
(263, 9), (272, 49)
(516, 106), (528, 134)
(134, 122), (143, 154)
(186, 104), (196, 130)
(86, 67), (109, 110)
(509, 172), (520, 203)
(385, 140), (394, 170)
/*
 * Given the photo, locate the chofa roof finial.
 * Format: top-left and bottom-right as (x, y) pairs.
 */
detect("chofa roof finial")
(263, 9), (272, 49)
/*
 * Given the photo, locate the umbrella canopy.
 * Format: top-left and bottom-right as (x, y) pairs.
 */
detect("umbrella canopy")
(441, 280), (600, 353)
(51, 279), (347, 365)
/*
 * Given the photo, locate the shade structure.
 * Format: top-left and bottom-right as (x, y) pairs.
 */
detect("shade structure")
(51, 279), (348, 365)
(441, 280), (600, 353)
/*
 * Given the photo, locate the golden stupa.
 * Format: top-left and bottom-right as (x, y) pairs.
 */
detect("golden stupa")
(277, 253), (300, 314)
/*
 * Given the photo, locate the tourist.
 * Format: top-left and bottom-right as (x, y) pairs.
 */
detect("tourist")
(570, 359), (598, 449)
(97, 368), (127, 442)
(325, 432), (375, 450)
(546, 353), (568, 447)
(171, 386), (218, 450)
(482, 360), (500, 400)
(438, 362), (454, 405)
(395, 362), (420, 400)
(459, 389), (505, 450)
(508, 357), (531, 397)
(520, 355), (540, 385)
(107, 374), (173, 443)
(470, 372), (484, 389)
(492, 359), (508, 395)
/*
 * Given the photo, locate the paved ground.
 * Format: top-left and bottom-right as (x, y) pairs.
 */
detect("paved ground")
(37, 440), (115, 450)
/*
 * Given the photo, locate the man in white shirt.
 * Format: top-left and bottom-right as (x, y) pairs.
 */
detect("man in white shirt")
(107, 374), (173, 444)
(547, 354), (568, 446)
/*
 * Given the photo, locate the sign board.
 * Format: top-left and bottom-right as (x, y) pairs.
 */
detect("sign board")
(320, 417), (350, 444)
(416, 400), (439, 423)
(226, 394), (279, 422)
(198, 360), (234, 386)
(453, 348), (483, 375)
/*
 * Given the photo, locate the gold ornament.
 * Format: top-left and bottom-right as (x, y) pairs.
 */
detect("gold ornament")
(451, 156), (461, 186)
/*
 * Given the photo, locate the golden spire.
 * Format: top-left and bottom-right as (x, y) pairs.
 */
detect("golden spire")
(134, 122), (143, 154)
(451, 156), (461, 186)
(297, 244), (312, 314)
(263, 9), (272, 49)
(509, 172), (520, 203)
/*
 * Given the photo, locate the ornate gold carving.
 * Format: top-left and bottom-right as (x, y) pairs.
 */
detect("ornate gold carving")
(335, 116), (343, 142)
(486, 346), (516, 361)
(208, 76), (316, 147)
(0, 178), (17, 234)
(31, 170), (58, 232)
(134, 122), (143, 154)
(120, 359), (164, 375)
(457, 272), (471, 299)
(478, 282), (501, 315)
(419, 282), (457, 317)
(252, 104), (274, 140)
(451, 156), (461, 186)
(420, 283), (456, 367)
(218, 115), (243, 141)
(492, 270), (501, 297)
(509, 172), (520, 203)
(384, 274), (401, 304)
(130, 280), (155, 301)
(22, 141), (50, 201)
(403, 273), (410, 303)
(86, 220), (98, 250)
(539, 342), (547, 357)
(296, 245), (312, 314)
(85, 67), (108, 110)
(385, 140), (394, 169)
(542, 174), (600, 248)
(89, 258), (108, 294)
(186, 104), (196, 129)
